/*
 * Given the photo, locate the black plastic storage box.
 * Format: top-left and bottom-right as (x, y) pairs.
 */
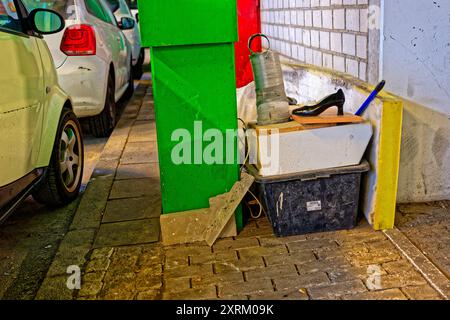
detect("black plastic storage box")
(247, 161), (370, 237)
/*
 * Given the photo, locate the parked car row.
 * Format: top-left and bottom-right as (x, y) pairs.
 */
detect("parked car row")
(0, 0), (142, 223)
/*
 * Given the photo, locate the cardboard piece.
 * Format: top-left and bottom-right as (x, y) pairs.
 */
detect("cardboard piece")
(160, 173), (254, 246)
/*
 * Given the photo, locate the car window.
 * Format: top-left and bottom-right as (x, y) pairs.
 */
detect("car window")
(85, 0), (115, 25)
(21, 0), (75, 19)
(125, 0), (136, 10)
(0, 0), (23, 33)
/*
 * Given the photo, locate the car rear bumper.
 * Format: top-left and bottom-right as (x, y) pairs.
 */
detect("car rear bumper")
(56, 56), (108, 118)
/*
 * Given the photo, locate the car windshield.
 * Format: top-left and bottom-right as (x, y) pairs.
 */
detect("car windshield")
(21, 0), (75, 19)
(104, 0), (119, 12)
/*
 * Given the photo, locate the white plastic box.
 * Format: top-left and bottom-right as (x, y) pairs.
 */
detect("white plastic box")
(247, 121), (373, 177)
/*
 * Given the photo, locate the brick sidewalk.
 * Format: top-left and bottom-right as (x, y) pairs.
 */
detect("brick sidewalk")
(36, 78), (449, 300)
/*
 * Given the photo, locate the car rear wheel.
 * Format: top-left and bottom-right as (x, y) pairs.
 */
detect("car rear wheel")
(132, 49), (144, 80)
(89, 72), (116, 138)
(33, 109), (84, 207)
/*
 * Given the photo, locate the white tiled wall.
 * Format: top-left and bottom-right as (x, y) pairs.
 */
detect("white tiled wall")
(261, 0), (370, 81)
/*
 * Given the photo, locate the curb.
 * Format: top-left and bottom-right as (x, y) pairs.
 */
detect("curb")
(35, 83), (151, 300)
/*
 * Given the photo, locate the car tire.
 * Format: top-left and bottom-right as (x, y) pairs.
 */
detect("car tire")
(132, 49), (144, 80)
(89, 72), (116, 138)
(32, 108), (84, 207)
(123, 61), (135, 100)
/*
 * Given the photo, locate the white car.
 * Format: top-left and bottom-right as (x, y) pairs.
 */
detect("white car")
(22, 0), (135, 137)
(106, 0), (143, 78)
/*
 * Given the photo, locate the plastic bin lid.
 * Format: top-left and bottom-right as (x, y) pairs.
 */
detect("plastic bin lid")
(247, 160), (370, 184)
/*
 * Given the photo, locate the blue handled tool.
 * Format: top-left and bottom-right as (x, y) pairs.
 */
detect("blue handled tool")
(355, 80), (386, 116)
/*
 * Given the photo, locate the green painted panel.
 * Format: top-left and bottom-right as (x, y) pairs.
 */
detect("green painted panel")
(150, 44), (240, 214)
(138, 0), (238, 47)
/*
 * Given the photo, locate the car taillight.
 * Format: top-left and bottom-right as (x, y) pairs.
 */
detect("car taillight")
(60, 25), (96, 56)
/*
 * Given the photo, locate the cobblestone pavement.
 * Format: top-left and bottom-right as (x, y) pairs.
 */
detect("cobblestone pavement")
(396, 202), (450, 278)
(35, 76), (449, 300)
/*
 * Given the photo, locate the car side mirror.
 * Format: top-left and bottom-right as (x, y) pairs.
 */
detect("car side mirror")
(118, 17), (135, 30)
(29, 8), (65, 35)
(135, 13), (139, 23)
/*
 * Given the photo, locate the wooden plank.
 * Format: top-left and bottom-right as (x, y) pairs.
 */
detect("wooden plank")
(292, 113), (364, 125)
(203, 173), (255, 246)
(160, 208), (236, 246)
(251, 121), (336, 135)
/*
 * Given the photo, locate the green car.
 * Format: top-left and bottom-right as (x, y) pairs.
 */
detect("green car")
(0, 0), (84, 223)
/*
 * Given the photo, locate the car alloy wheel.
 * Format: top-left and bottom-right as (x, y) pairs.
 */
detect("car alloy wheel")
(59, 120), (82, 193)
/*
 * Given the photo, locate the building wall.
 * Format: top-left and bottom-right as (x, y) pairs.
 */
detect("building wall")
(260, 0), (371, 81)
(382, 0), (450, 202)
(382, 0), (450, 117)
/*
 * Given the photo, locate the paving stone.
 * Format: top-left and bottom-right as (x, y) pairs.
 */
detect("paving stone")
(219, 279), (274, 297)
(238, 245), (287, 259)
(85, 257), (110, 273)
(78, 281), (103, 297)
(287, 239), (338, 252)
(101, 289), (135, 300)
(190, 251), (238, 265)
(213, 237), (260, 251)
(59, 229), (97, 249)
(164, 264), (213, 279)
(264, 251), (317, 267)
(128, 121), (157, 142)
(328, 265), (386, 283)
(296, 257), (352, 275)
(109, 178), (160, 199)
(135, 269), (163, 291)
(307, 279), (367, 300)
(401, 285), (443, 300)
(245, 264), (298, 281)
(382, 259), (416, 274)
(347, 249), (402, 266)
(163, 277), (191, 293)
(82, 271), (106, 283)
(249, 288), (309, 300)
(46, 246), (91, 277)
(334, 231), (387, 245)
(214, 257), (265, 273)
(103, 271), (136, 284)
(273, 272), (330, 291)
(376, 271), (428, 290)
(103, 197), (161, 223)
(116, 163), (160, 180)
(315, 243), (368, 260)
(121, 141), (158, 164)
(258, 235), (307, 247)
(341, 288), (407, 300)
(191, 271), (244, 289)
(90, 248), (114, 260)
(162, 286), (217, 300)
(93, 219), (160, 248)
(136, 290), (160, 300)
(35, 275), (74, 300)
(70, 176), (114, 230)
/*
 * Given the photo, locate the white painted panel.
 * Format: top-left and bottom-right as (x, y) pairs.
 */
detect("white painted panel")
(383, 0), (450, 116)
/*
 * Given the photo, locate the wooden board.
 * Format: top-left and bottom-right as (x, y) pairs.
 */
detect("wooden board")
(203, 173), (255, 246)
(160, 208), (237, 246)
(250, 121), (333, 135)
(292, 113), (364, 125)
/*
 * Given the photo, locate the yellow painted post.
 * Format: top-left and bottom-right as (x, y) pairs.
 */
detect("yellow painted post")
(372, 100), (403, 230)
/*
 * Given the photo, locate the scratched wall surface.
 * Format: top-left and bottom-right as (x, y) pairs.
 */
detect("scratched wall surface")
(382, 0), (450, 202)
(383, 0), (450, 116)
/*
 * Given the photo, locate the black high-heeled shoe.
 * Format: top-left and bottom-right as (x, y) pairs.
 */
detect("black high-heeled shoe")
(292, 89), (345, 117)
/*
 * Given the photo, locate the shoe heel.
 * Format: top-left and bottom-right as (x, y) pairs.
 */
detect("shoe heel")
(337, 104), (344, 116)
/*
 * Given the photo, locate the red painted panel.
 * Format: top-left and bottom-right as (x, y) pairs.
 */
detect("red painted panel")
(235, 0), (261, 88)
